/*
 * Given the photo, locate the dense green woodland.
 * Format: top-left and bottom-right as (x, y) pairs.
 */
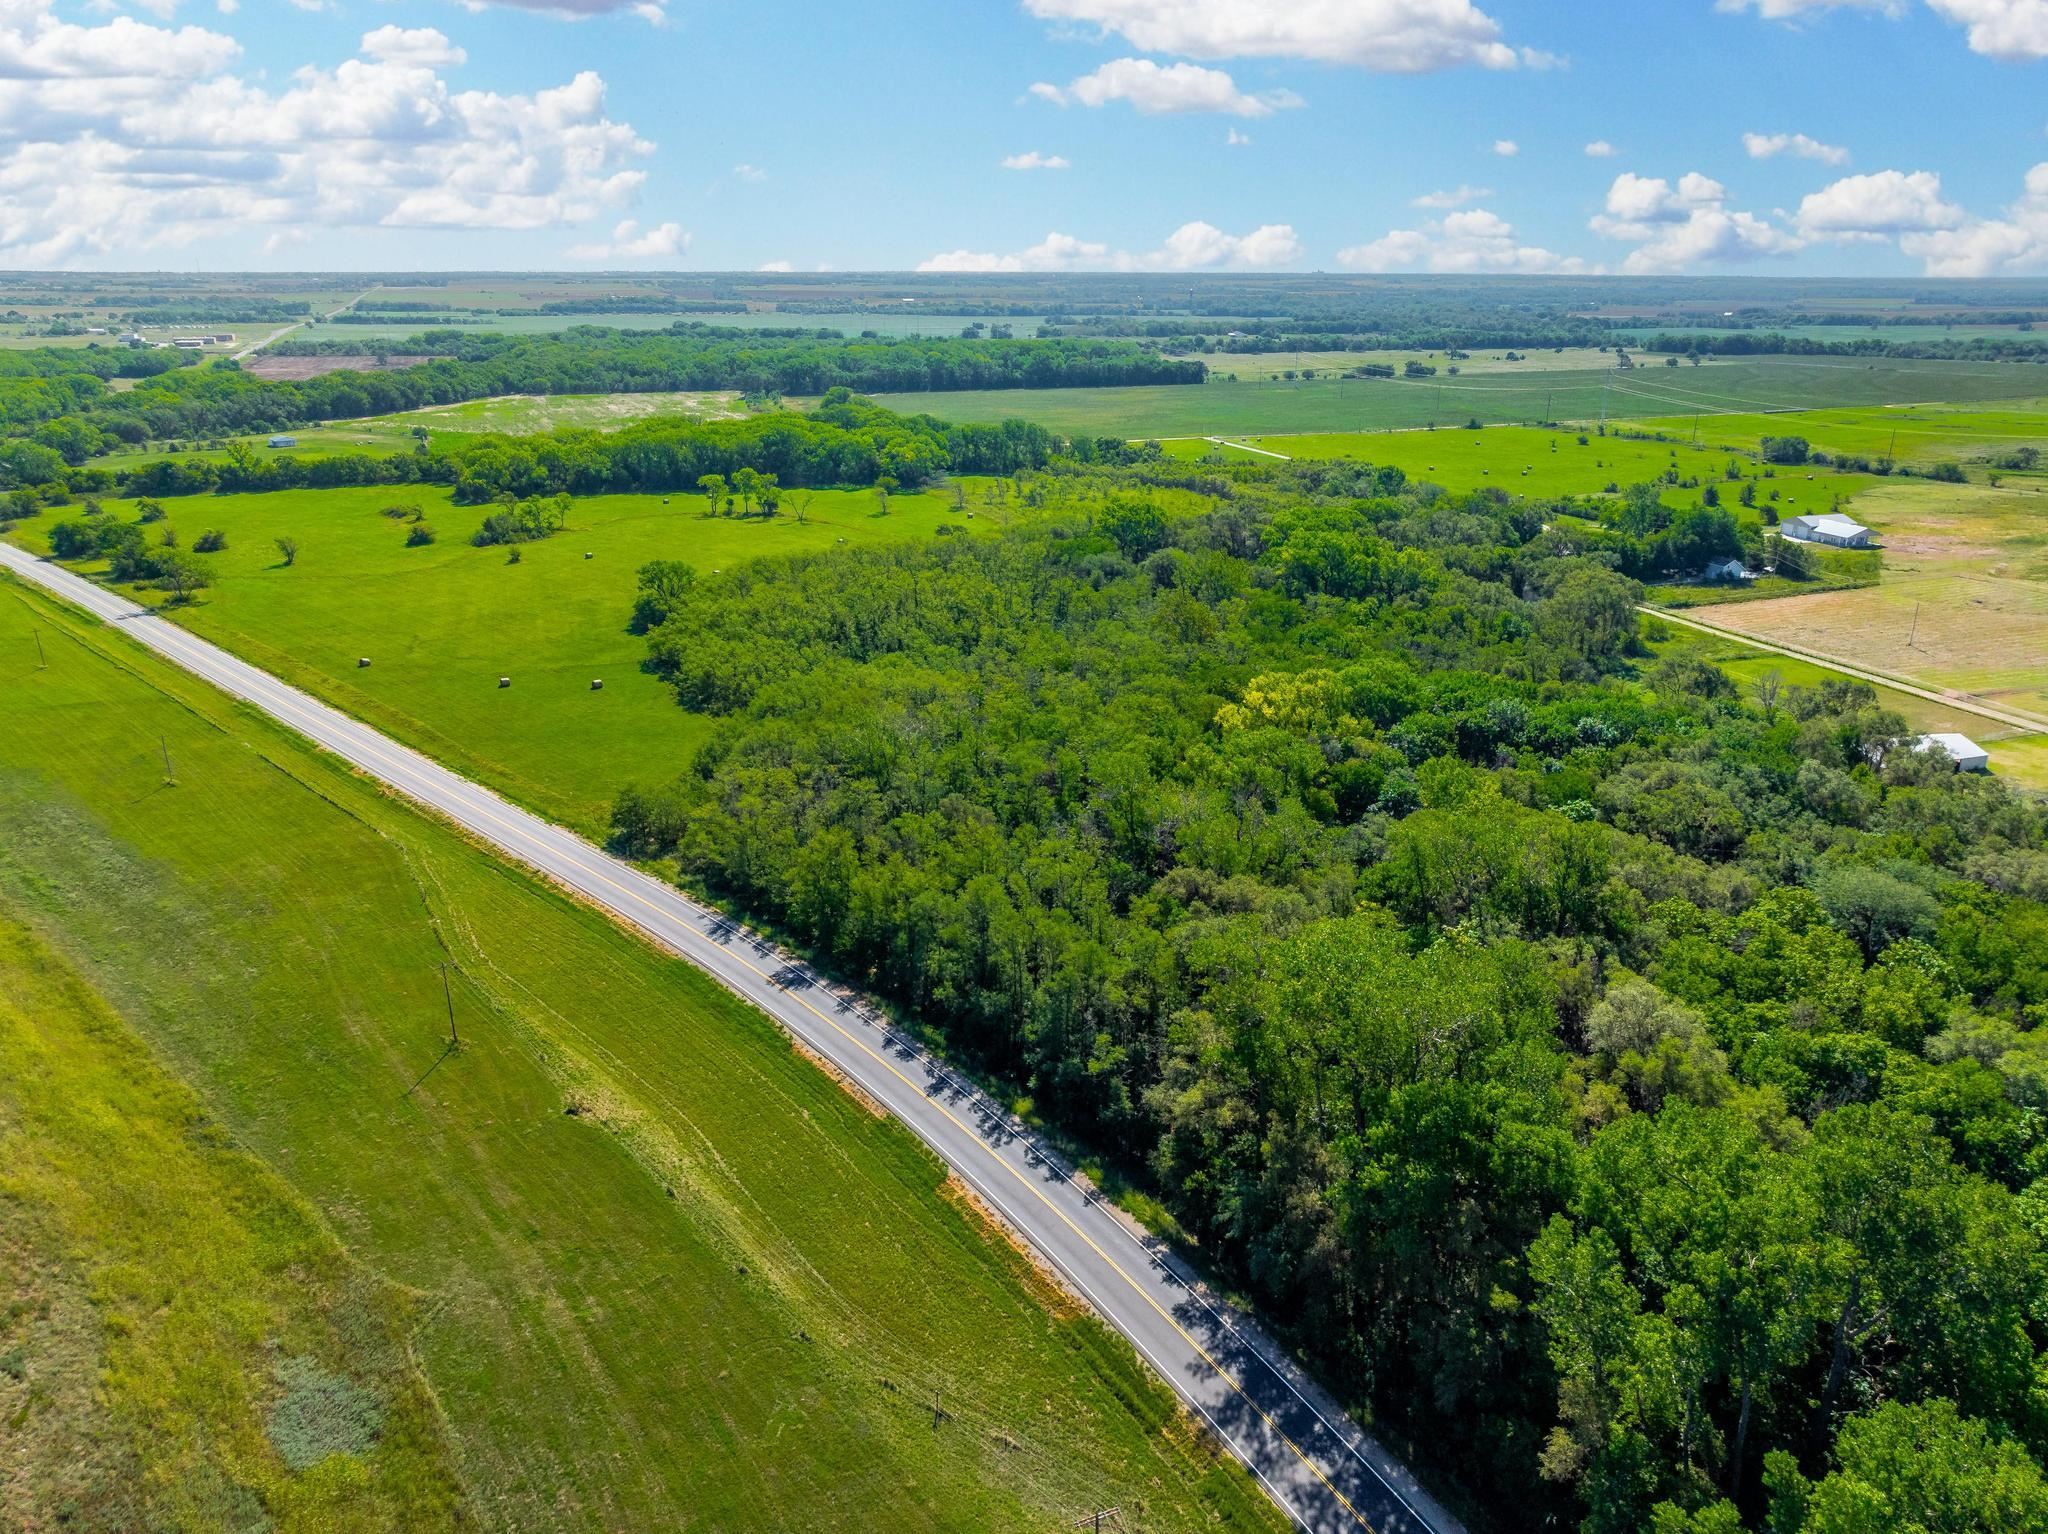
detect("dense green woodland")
(611, 462), (2048, 1532)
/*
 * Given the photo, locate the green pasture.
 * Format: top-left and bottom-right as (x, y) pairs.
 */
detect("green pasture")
(0, 576), (1289, 1534)
(1625, 398), (2048, 468)
(1184, 346), (1622, 381)
(0, 911), (463, 1529)
(883, 358), (2048, 440)
(1160, 423), (1874, 513)
(5, 481), (985, 835)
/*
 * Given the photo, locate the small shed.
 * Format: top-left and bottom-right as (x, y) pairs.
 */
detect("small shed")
(1917, 733), (1991, 773)
(1703, 557), (1751, 583)
(1782, 512), (1873, 548)
(268, 435), (298, 449)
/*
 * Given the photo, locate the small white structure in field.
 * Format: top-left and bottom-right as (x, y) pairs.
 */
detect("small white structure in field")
(1704, 557), (1752, 582)
(1918, 733), (1990, 773)
(268, 435), (297, 448)
(1782, 512), (1873, 548)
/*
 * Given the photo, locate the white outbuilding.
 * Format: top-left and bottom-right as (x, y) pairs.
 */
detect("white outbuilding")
(1703, 557), (1752, 582)
(1782, 512), (1873, 548)
(1917, 733), (1991, 773)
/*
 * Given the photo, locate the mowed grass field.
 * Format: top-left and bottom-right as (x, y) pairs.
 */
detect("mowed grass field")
(1627, 397), (2048, 472)
(883, 357), (2048, 440)
(1686, 475), (2048, 731)
(1643, 624), (2048, 787)
(0, 912), (464, 1530)
(0, 576), (1291, 1534)
(4, 483), (979, 835)
(1161, 423), (1875, 514)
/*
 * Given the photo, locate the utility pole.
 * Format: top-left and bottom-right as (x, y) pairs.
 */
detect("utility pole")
(1907, 602), (1921, 650)
(33, 628), (45, 669)
(1072, 1511), (1120, 1532)
(159, 736), (175, 786)
(1599, 375), (1610, 434)
(930, 1385), (948, 1431)
(441, 962), (460, 1053)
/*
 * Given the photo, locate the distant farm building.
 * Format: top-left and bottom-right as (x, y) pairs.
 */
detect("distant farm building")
(1917, 733), (1991, 773)
(268, 435), (298, 448)
(1703, 557), (1752, 582)
(1782, 513), (1873, 548)
(171, 337), (206, 350)
(211, 333), (235, 343)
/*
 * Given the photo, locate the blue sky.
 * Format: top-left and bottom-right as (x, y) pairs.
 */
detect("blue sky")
(6, 0), (2045, 274)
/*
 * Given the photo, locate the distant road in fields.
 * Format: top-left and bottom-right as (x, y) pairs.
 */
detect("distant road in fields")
(1646, 603), (2048, 735)
(0, 540), (1463, 1534)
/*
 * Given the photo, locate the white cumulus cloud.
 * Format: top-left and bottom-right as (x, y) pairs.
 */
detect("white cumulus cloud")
(1002, 150), (1071, 170)
(1585, 139), (1617, 157)
(1590, 170), (1802, 273)
(1492, 139), (1519, 156)
(1031, 57), (1302, 116)
(0, 6), (655, 266)
(1796, 169), (1965, 234)
(1901, 163), (2048, 273)
(1722, 0), (2048, 58)
(1412, 184), (1491, 208)
(568, 218), (686, 261)
(1020, 0), (1545, 72)
(1743, 130), (1849, 164)
(919, 219), (1301, 272)
(1925, 0), (2048, 58)
(1339, 208), (1587, 273)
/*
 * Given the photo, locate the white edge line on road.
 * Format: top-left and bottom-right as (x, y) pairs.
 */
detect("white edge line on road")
(2, 547), (1464, 1534)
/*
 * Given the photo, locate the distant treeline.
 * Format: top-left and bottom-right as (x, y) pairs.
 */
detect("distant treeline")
(124, 301), (312, 326)
(1668, 309), (2048, 330)
(0, 327), (1202, 472)
(25, 393), (1142, 507)
(1642, 331), (2048, 361)
(1054, 316), (1618, 352)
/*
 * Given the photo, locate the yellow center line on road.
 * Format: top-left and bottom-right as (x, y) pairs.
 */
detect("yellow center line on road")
(51, 585), (1391, 1534)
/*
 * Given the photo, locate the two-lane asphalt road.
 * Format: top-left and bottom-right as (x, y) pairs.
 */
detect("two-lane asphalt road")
(1, 542), (1462, 1534)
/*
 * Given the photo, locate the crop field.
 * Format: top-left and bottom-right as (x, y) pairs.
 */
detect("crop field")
(1159, 423), (1874, 510)
(4, 482), (986, 834)
(0, 577), (1289, 1533)
(1627, 398), (2048, 470)
(883, 357), (2048, 440)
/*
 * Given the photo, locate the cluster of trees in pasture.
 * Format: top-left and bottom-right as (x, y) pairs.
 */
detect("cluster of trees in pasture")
(614, 461), (2048, 1533)
(46, 498), (216, 601)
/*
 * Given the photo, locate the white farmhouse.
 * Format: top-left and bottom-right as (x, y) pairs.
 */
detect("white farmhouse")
(1781, 512), (1873, 548)
(1703, 557), (1752, 582)
(1917, 733), (1991, 773)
